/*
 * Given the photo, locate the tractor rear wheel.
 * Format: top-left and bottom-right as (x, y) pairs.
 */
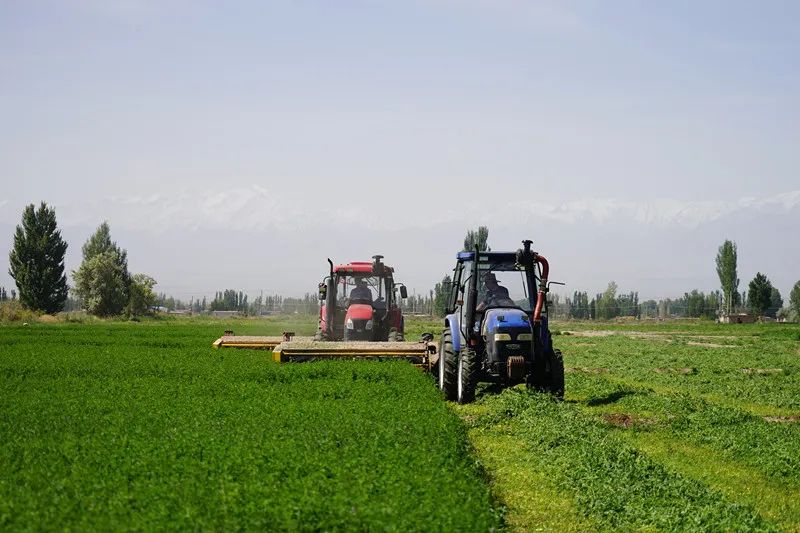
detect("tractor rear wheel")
(527, 348), (564, 399)
(439, 329), (458, 401)
(547, 349), (565, 399)
(456, 348), (479, 404)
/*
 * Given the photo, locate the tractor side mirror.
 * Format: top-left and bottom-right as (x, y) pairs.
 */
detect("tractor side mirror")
(399, 286), (408, 299)
(318, 283), (327, 301)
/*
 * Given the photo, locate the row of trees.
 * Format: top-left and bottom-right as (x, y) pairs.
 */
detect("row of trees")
(153, 292), (324, 316)
(7, 203), (157, 317)
(714, 239), (798, 319)
(7, 213), (800, 321)
(424, 229), (800, 321)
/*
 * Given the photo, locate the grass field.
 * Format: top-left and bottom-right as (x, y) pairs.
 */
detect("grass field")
(0, 318), (499, 531)
(461, 319), (800, 532)
(1, 315), (799, 531)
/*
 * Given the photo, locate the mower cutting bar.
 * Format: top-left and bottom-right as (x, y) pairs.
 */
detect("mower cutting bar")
(212, 335), (313, 350)
(273, 340), (435, 368)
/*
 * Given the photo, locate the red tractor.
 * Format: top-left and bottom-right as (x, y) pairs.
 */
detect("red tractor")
(316, 255), (408, 342)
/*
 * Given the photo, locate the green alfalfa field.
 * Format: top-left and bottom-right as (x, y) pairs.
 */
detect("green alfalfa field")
(1, 315), (799, 531)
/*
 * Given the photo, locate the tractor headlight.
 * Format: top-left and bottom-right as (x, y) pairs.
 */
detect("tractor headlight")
(346, 318), (354, 330)
(517, 333), (533, 341)
(365, 320), (373, 330)
(494, 333), (512, 341)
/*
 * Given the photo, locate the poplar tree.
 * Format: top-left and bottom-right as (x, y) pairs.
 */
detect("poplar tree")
(73, 222), (131, 316)
(715, 240), (740, 314)
(8, 202), (69, 313)
(463, 226), (490, 251)
(747, 273), (772, 318)
(790, 281), (800, 321)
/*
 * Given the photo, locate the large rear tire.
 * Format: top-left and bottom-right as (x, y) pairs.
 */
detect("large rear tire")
(456, 348), (479, 404)
(548, 349), (565, 400)
(439, 329), (458, 401)
(528, 348), (564, 399)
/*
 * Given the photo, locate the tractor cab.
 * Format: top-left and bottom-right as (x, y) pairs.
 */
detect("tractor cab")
(437, 240), (564, 404)
(450, 253), (538, 349)
(317, 255), (408, 342)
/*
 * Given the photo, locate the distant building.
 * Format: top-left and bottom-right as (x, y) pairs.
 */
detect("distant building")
(718, 313), (755, 324)
(211, 310), (241, 319)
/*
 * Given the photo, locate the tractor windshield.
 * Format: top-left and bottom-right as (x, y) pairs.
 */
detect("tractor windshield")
(470, 261), (533, 312)
(338, 274), (384, 305)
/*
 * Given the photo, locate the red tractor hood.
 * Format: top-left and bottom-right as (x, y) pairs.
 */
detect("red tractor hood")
(346, 303), (373, 321)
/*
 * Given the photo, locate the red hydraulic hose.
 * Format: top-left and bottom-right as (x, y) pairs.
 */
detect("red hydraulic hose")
(533, 254), (549, 323)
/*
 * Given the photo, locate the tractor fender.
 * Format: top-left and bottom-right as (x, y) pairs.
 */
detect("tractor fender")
(444, 314), (462, 352)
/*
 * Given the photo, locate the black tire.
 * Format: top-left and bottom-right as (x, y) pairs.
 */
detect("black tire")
(439, 329), (458, 401)
(548, 349), (565, 400)
(456, 348), (479, 404)
(527, 348), (565, 399)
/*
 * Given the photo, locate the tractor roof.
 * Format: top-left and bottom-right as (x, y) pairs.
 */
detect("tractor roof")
(334, 262), (394, 274)
(456, 251), (519, 263)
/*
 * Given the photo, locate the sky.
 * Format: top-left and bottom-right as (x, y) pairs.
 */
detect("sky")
(1, 0), (798, 302)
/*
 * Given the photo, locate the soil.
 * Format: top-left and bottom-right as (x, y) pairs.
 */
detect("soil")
(687, 341), (739, 348)
(741, 368), (783, 375)
(654, 367), (697, 375)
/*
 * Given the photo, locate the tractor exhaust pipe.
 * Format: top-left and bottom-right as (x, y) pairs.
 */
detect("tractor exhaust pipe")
(464, 247), (480, 342)
(518, 240), (548, 324)
(325, 258), (335, 337)
(533, 254), (549, 324)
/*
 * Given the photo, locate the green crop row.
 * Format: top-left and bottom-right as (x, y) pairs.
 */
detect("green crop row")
(568, 372), (800, 483)
(458, 321), (800, 531)
(0, 322), (499, 531)
(556, 326), (800, 410)
(463, 388), (776, 531)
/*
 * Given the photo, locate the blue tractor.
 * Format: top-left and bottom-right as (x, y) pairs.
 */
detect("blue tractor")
(436, 240), (564, 404)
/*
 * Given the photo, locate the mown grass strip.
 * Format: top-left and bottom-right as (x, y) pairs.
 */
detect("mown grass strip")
(569, 372), (800, 484)
(468, 389), (776, 532)
(568, 367), (800, 417)
(618, 431), (800, 531)
(465, 425), (598, 532)
(557, 324), (800, 410)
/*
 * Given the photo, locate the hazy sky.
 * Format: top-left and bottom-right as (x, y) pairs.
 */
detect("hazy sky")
(1, 0), (798, 301)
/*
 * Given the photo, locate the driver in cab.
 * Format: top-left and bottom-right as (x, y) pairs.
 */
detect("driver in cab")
(476, 272), (513, 311)
(349, 279), (373, 304)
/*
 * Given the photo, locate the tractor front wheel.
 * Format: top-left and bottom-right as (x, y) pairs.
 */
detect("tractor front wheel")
(439, 329), (458, 401)
(456, 348), (479, 404)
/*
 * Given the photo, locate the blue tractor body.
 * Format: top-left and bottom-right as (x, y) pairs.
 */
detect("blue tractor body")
(436, 241), (564, 404)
